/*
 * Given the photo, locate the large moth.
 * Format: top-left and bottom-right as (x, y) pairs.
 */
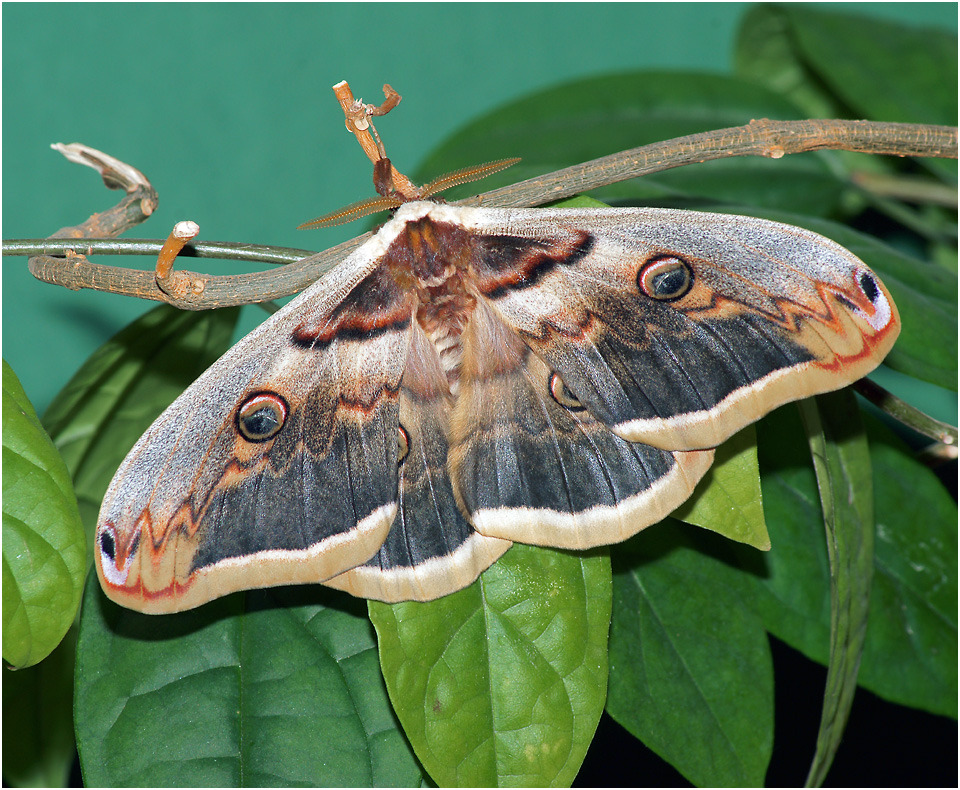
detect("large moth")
(95, 197), (900, 612)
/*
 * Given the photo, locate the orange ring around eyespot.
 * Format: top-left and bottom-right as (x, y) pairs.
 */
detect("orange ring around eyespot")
(236, 392), (289, 442)
(638, 255), (694, 301)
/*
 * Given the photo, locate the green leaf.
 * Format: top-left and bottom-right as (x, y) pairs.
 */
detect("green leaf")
(607, 521), (774, 787)
(74, 582), (422, 787)
(42, 304), (242, 542)
(784, 6), (958, 128)
(2, 360), (86, 668)
(858, 419), (958, 718)
(736, 5), (957, 183)
(673, 425), (770, 550)
(734, 5), (846, 119)
(369, 544), (611, 786)
(417, 72), (845, 216)
(2, 628), (77, 787)
(750, 406), (957, 717)
(798, 391), (874, 787)
(751, 408), (832, 656)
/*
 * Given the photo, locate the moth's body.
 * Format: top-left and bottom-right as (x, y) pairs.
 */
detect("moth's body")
(384, 217), (476, 393)
(96, 202), (900, 612)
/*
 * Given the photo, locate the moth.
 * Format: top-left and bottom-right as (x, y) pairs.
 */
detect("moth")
(95, 199), (900, 612)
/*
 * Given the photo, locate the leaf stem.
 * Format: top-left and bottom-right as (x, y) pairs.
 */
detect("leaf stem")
(854, 378), (958, 454)
(851, 171), (958, 208)
(799, 392), (874, 788)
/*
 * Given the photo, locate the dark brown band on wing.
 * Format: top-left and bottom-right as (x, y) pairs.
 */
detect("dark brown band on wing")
(292, 264), (412, 349)
(470, 229), (595, 300)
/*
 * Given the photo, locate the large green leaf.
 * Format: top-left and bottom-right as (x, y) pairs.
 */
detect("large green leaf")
(673, 425), (770, 550)
(736, 4), (958, 184)
(798, 391), (874, 787)
(369, 544), (611, 786)
(750, 406), (957, 717)
(607, 521), (773, 787)
(734, 5), (847, 120)
(2, 629), (77, 787)
(750, 408), (832, 654)
(2, 360), (86, 668)
(417, 72), (845, 217)
(783, 6), (958, 128)
(42, 304), (242, 540)
(858, 419), (958, 718)
(75, 583), (422, 786)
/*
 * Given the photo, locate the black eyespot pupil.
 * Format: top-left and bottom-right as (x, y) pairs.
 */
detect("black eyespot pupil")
(859, 272), (880, 303)
(243, 408), (279, 436)
(99, 530), (116, 562)
(652, 267), (687, 297)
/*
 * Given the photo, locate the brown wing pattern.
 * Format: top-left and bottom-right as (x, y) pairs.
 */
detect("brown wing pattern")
(96, 250), (414, 613)
(459, 207), (900, 450)
(96, 202), (900, 612)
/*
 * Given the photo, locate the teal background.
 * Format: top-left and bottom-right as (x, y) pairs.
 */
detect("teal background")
(3, 3), (957, 413)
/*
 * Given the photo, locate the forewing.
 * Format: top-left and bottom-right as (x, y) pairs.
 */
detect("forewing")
(95, 243), (413, 613)
(457, 207), (900, 450)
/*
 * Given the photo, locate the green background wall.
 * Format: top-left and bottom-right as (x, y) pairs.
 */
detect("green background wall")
(3, 3), (956, 413)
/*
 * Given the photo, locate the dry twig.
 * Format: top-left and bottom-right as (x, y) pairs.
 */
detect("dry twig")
(6, 94), (957, 452)
(19, 119), (957, 310)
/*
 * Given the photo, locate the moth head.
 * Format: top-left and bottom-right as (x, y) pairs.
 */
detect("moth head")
(297, 158), (520, 229)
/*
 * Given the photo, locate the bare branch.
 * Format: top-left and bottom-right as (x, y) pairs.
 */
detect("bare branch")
(46, 143), (158, 238)
(461, 119), (958, 209)
(332, 80), (419, 200)
(15, 119), (959, 310)
(155, 220), (203, 300)
(8, 238), (314, 264)
(26, 239), (361, 309)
